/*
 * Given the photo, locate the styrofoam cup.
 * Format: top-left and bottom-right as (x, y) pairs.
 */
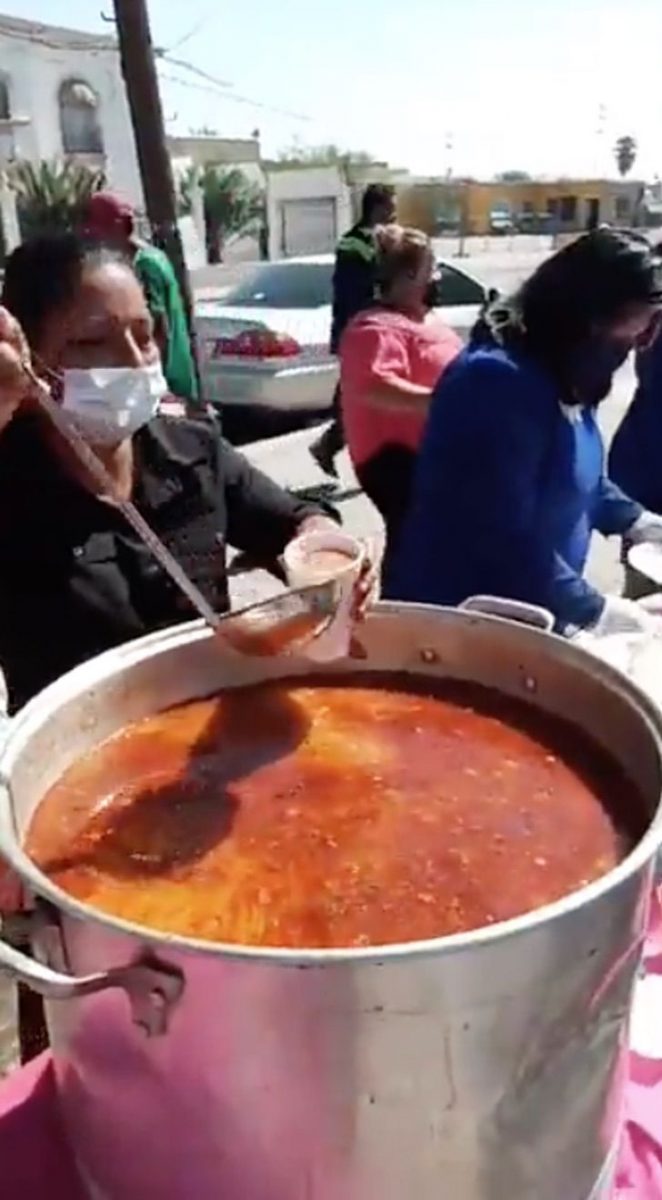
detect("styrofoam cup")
(283, 529), (365, 661)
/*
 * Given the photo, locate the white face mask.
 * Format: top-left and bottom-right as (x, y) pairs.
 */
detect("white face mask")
(61, 362), (168, 446)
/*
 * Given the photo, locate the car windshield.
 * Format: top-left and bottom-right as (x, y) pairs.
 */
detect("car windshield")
(222, 262), (333, 309)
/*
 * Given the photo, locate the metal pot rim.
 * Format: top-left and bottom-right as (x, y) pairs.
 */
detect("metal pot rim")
(2, 604), (661, 967)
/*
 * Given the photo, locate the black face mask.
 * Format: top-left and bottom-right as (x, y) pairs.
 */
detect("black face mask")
(566, 336), (632, 405)
(423, 277), (442, 309)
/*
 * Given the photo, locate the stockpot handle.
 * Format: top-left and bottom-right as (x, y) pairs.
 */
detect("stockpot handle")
(0, 927), (184, 1037)
(0, 669), (181, 1040)
(459, 595), (555, 634)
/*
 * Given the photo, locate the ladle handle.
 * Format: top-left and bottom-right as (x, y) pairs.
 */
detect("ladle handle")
(459, 595), (555, 634)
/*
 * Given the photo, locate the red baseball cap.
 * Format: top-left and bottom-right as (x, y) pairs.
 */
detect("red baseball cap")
(84, 191), (134, 232)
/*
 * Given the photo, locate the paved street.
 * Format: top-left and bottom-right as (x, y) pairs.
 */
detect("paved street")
(192, 233), (555, 303)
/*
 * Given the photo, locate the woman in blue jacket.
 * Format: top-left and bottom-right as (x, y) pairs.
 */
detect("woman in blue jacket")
(609, 325), (662, 598)
(387, 230), (662, 635)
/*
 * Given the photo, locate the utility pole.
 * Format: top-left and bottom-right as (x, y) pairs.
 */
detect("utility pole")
(112, 0), (195, 339)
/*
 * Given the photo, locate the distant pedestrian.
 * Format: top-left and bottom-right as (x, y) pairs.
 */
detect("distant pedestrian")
(84, 192), (199, 405)
(339, 225), (461, 577)
(310, 182), (396, 478)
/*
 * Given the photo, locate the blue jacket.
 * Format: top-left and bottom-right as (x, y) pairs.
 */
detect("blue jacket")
(386, 344), (641, 629)
(609, 337), (662, 514)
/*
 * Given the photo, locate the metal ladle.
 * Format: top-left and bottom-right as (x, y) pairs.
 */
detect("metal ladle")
(26, 369), (339, 657)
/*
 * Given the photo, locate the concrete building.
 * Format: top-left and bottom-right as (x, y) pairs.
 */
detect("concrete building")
(263, 167), (647, 258)
(398, 177), (647, 237)
(265, 165), (352, 260)
(264, 161), (408, 259)
(0, 14), (142, 207)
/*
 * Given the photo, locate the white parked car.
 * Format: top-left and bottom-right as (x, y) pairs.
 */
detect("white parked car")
(195, 254), (487, 419)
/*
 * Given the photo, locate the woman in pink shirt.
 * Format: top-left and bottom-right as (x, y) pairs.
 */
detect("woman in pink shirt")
(339, 225), (462, 574)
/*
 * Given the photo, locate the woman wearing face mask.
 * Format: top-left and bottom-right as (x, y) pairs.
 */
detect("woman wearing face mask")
(0, 234), (351, 714)
(339, 224), (461, 576)
(386, 229), (662, 638)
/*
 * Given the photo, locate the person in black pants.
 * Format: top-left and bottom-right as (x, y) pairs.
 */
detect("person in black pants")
(310, 183), (396, 478)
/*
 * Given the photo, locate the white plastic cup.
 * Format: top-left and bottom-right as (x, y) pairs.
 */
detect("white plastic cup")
(283, 529), (365, 661)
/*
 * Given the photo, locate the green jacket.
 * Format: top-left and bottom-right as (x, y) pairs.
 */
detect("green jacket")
(135, 244), (199, 402)
(330, 223), (377, 353)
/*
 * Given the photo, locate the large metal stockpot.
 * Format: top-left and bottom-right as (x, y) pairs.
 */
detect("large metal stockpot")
(0, 598), (661, 1200)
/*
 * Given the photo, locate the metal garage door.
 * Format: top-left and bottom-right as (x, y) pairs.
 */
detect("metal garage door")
(281, 198), (337, 257)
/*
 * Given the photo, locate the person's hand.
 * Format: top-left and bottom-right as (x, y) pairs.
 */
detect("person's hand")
(289, 518), (380, 622)
(350, 542), (379, 622)
(572, 596), (660, 667)
(573, 596), (662, 675)
(593, 595), (658, 637)
(0, 307), (33, 434)
(582, 595), (658, 639)
(627, 511), (662, 547)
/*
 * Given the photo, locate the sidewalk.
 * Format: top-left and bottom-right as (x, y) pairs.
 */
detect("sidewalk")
(230, 426), (382, 610)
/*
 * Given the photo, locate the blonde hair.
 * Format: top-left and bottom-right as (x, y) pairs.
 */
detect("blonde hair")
(374, 224), (431, 292)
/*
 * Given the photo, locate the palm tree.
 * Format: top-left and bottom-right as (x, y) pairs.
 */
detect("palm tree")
(614, 136), (637, 178)
(179, 165), (265, 264)
(8, 159), (105, 240)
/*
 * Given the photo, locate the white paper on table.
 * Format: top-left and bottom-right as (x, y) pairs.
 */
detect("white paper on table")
(629, 542), (662, 586)
(630, 973), (662, 1058)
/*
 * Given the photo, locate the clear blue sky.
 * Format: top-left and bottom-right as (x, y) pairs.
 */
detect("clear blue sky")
(2, 0), (661, 179)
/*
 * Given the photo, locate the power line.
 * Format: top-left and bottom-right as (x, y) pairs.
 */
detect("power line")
(0, 15), (309, 126)
(165, 7), (217, 54)
(159, 69), (311, 123)
(160, 54), (232, 91)
(161, 53), (309, 120)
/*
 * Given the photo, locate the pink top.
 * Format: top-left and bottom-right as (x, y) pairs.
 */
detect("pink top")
(339, 307), (462, 468)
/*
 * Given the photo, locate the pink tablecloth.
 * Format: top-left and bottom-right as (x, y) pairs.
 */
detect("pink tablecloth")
(615, 903), (662, 1200)
(2, 1051), (661, 1199)
(2, 918), (662, 1198)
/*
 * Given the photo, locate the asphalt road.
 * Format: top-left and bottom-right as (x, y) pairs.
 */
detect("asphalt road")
(192, 234), (554, 302)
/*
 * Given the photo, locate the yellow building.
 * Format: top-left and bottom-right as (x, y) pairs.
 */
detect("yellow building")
(397, 178), (644, 237)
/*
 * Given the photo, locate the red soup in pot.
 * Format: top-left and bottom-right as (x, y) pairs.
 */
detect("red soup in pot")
(25, 675), (647, 949)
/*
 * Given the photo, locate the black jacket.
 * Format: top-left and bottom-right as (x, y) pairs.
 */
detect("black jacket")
(330, 223), (378, 353)
(0, 413), (321, 711)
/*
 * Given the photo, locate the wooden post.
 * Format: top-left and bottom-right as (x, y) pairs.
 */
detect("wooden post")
(112, 0), (195, 338)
